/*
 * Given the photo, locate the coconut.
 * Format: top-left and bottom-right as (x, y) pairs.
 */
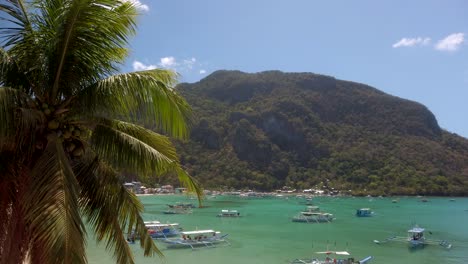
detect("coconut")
(63, 130), (72, 139)
(66, 143), (76, 152)
(72, 147), (84, 157)
(48, 120), (60, 130)
(72, 130), (81, 137)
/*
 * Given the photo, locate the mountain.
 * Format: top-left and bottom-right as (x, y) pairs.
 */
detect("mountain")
(170, 70), (468, 196)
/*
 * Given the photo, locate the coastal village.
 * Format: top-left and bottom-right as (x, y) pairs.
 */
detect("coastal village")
(123, 182), (328, 197)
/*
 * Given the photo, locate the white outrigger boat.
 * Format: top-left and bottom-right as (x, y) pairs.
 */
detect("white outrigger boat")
(161, 229), (230, 249)
(291, 250), (373, 264)
(217, 209), (241, 217)
(292, 206), (334, 223)
(373, 224), (452, 249)
(292, 212), (334, 223)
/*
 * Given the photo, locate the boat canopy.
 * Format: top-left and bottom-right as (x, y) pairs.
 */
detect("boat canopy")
(315, 251), (350, 256)
(181, 230), (219, 235)
(301, 212), (330, 215)
(144, 221), (161, 224)
(146, 223), (179, 228)
(408, 227), (425, 233)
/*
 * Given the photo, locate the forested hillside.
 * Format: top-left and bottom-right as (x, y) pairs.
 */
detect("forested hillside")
(168, 70), (468, 196)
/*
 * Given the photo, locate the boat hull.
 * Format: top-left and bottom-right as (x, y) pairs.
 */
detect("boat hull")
(292, 217), (334, 223)
(149, 229), (180, 239)
(162, 236), (229, 249)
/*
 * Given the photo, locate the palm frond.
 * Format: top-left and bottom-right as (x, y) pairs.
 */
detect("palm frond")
(0, 87), (28, 145)
(93, 118), (179, 161)
(0, 153), (31, 264)
(90, 122), (178, 177)
(25, 136), (86, 263)
(76, 69), (192, 139)
(74, 154), (162, 263)
(14, 107), (45, 158)
(0, 1), (43, 97)
(174, 166), (204, 206)
(36, 0), (138, 101)
(0, 0), (31, 48)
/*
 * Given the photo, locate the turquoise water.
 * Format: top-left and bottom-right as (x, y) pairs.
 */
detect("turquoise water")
(87, 195), (468, 263)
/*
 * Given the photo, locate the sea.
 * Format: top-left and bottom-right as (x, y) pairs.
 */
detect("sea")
(87, 195), (468, 264)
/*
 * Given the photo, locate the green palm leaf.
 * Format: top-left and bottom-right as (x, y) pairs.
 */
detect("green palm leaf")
(0, 0), (31, 47)
(74, 154), (162, 263)
(93, 118), (179, 161)
(40, 0), (138, 101)
(91, 121), (178, 177)
(0, 87), (31, 143)
(25, 135), (85, 263)
(77, 70), (192, 139)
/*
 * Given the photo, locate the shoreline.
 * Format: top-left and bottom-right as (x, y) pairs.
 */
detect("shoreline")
(135, 192), (465, 198)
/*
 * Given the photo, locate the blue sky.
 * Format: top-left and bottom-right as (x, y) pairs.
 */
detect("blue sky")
(123, 0), (468, 138)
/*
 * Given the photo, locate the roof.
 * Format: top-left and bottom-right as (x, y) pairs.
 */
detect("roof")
(144, 221), (161, 224)
(408, 227), (425, 233)
(146, 223), (179, 228)
(181, 230), (219, 235)
(221, 210), (238, 213)
(316, 251), (350, 256)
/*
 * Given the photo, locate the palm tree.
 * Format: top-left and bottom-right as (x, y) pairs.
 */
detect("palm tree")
(0, 0), (202, 263)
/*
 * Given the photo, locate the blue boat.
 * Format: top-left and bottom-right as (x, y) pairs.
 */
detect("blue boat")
(356, 208), (374, 217)
(146, 222), (181, 238)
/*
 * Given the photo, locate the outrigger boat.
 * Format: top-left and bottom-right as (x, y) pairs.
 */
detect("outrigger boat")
(356, 208), (374, 217)
(161, 229), (230, 249)
(217, 209), (241, 217)
(373, 224), (452, 249)
(127, 221), (182, 241)
(292, 206), (334, 223)
(163, 205), (192, 214)
(145, 222), (182, 239)
(167, 202), (196, 209)
(291, 250), (373, 264)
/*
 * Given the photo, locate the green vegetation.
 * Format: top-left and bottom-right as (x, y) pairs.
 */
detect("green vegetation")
(174, 70), (468, 196)
(0, 1), (200, 263)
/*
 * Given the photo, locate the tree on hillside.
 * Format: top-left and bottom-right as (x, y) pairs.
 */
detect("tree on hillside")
(0, 0), (201, 263)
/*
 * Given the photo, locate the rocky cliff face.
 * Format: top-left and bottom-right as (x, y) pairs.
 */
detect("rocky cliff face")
(173, 70), (468, 196)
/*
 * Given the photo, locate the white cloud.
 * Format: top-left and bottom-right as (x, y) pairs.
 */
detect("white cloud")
(435, 33), (464, 52)
(133, 61), (156, 71)
(133, 56), (203, 74)
(159, 56), (177, 68)
(122, 0), (149, 11)
(183, 57), (196, 69)
(392, 37), (431, 48)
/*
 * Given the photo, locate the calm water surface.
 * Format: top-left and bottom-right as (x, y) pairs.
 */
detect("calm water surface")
(87, 195), (468, 264)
